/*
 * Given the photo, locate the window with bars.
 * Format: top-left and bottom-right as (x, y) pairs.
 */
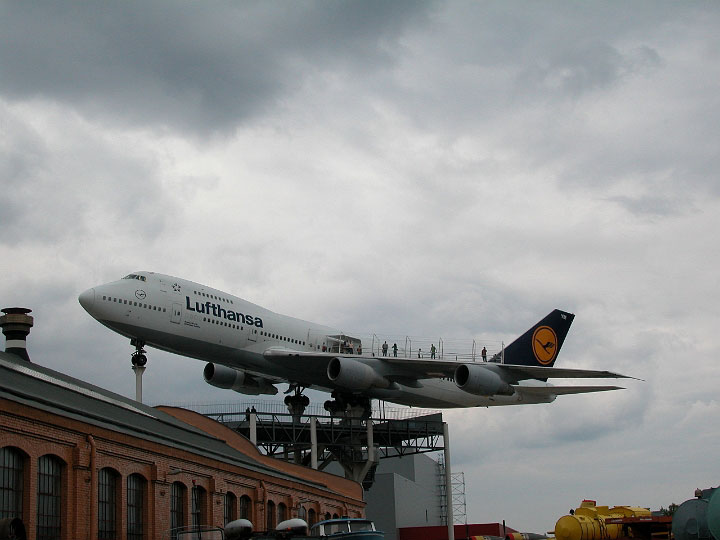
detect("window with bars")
(308, 508), (316, 527)
(170, 482), (186, 540)
(127, 474), (145, 540)
(37, 455), (63, 540)
(98, 468), (119, 540)
(191, 486), (206, 528)
(224, 492), (237, 525)
(239, 495), (252, 520)
(0, 447), (25, 521)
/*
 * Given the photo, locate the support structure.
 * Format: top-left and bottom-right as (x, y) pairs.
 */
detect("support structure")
(132, 365), (145, 403)
(443, 422), (455, 540)
(204, 406), (448, 492)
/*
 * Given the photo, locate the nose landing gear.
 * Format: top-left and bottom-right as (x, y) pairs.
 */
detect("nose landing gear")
(131, 339), (147, 367)
(129, 339), (147, 403)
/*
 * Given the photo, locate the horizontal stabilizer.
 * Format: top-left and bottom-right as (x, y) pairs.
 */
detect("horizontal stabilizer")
(498, 364), (638, 381)
(515, 385), (625, 396)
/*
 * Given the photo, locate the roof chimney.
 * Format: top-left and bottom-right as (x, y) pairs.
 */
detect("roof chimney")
(0, 307), (33, 362)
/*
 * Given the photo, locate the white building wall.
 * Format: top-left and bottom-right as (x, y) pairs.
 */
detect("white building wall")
(364, 453), (444, 540)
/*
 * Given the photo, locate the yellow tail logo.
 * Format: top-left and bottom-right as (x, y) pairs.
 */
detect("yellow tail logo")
(532, 326), (558, 365)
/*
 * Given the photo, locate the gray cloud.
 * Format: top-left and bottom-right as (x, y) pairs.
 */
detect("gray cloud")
(0, 1), (435, 136)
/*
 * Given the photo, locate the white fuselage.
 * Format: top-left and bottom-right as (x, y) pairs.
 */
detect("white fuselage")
(79, 272), (556, 408)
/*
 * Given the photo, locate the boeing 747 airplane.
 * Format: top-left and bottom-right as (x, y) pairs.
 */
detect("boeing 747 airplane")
(79, 271), (630, 417)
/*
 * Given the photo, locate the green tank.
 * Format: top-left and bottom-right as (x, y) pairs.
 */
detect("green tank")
(707, 488), (720, 540)
(672, 488), (718, 540)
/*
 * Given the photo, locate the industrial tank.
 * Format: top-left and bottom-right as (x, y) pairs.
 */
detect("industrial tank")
(672, 488), (718, 540)
(554, 500), (651, 540)
(708, 488), (720, 540)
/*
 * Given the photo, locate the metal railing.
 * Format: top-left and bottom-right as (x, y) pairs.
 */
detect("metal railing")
(157, 400), (441, 421)
(361, 333), (503, 362)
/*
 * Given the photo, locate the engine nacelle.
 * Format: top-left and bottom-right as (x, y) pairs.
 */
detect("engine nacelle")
(454, 364), (514, 396)
(203, 363), (278, 396)
(327, 357), (392, 390)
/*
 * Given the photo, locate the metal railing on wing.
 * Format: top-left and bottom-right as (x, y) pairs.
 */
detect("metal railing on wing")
(350, 331), (503, 362)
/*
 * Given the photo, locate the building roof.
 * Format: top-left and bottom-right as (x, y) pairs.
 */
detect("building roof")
(0, 351), (338, 490)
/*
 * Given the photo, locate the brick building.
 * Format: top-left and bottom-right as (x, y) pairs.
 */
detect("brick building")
(0, 350), (364, 539)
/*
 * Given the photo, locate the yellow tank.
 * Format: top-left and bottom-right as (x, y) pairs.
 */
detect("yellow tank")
(554, 501), (651, 540)
(555, 513), (617, 540)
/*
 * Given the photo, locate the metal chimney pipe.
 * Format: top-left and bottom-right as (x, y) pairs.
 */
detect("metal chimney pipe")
(0, 307), (34, 361)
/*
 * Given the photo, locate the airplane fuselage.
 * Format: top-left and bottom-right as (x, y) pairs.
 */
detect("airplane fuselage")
(79, 272), (559, 408)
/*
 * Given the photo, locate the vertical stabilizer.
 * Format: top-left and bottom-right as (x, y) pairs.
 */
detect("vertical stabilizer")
(493, 309), (574, 367)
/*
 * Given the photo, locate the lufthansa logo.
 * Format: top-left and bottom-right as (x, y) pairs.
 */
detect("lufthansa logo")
(135, 290), (147, 300)
(532, 326), (558, 365)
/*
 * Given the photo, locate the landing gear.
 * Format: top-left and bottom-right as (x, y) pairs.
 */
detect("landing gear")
(130, 339), (147, 367)
(324, 392), (372, 419)
(284, 385), (310, 419)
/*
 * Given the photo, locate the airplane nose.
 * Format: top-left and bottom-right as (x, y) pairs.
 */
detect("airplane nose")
(78, 288), (95, 311)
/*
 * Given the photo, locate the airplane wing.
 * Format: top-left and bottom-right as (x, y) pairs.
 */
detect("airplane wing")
(263, 348), (634, 385)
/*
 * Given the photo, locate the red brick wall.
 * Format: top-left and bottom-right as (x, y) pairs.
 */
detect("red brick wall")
(0, 397), (364, 539)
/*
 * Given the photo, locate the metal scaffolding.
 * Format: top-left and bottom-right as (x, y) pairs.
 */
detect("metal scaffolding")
(199, 405), (446, 490)
(437, 454), (467, 526)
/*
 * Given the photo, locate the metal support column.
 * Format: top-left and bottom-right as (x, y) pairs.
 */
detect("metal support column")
(132, 365), (145, 403)
(310, 416), (318, 469)
(250, 412), (257, 445)
(443, 422), (454, 540)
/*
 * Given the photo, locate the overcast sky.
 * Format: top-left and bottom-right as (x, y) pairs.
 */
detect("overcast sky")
(2, 1), (719, 533)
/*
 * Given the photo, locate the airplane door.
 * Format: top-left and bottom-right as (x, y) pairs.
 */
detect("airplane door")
(170, 302), (182, 324)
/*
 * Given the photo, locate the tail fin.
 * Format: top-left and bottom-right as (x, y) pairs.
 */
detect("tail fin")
(491, 309), (574, 367)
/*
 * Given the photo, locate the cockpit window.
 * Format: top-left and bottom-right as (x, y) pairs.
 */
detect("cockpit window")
(122, 274), (147, 282)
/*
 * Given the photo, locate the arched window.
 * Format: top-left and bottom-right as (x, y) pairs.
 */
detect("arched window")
(332, 513), (339, 519)
(224, 492), (237, 525)
(127, 474), (146, 540)
(98, 467), (119, 539)
(37, 454), (63, 540)
(266, 500), (275, 530)
(170, 482), (186, 540)
(308, 508), (316, 527)
(0, 447), (26, 521)
(298, 506), (307, 521)
(191, 486), (206, 528)
(324, 512), (331, 521)
(277, 502), (287, 523)
(239, 495), (252, 520)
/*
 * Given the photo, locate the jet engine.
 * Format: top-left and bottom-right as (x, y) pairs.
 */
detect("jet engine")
(454, 364), (514, 396)
(327, 357), (392, 390)
(203, 363), (278, 396)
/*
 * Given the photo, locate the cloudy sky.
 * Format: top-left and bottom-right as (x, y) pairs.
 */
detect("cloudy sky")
(2, 0), (719, 533)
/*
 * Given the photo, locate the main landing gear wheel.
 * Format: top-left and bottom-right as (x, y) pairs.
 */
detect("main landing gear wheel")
(130, 338), (147, 367)
(284, 385), (310, 418)
(324, 392), (372, 419)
